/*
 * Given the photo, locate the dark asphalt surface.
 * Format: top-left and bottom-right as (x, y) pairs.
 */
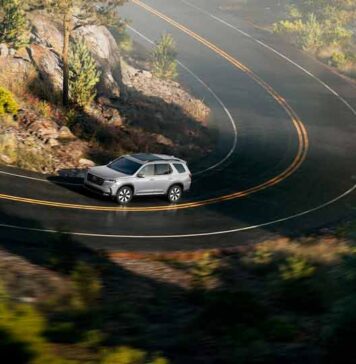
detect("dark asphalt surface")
(0, 0), (355, 251)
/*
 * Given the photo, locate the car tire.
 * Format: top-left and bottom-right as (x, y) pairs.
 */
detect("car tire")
(116, 186), (133, 205)
(167, 185), (182, 203)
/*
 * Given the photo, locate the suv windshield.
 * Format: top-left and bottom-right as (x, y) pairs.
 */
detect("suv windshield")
(108, 157), (141, 175)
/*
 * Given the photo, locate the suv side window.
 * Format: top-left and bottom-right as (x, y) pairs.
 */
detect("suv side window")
(139, 164), (154, 177)
(173, 163), (186, 173)
(155, 163), (172, 176)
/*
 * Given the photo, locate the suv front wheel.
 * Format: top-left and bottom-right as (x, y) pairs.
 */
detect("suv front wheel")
(116, 186), (133, 205)
(167, 185), (182, 203)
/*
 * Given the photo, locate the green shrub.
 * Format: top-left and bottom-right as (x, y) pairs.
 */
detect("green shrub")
(191, 252), (220, 288)
(271, 257), (325, 313)
(37, 100), (53, 118)
(330, 51), (348, 67)
(326, 25), (352, 46)
(273, 19), (304, 34)
(101, 346), (146, 364)
(100, 346), (169, 364)
(0, 0), (30, 49)
(151, 34), (178, 80)
(244, 245), (274, 271)
(64, 108), (79, 129)
(69, 38), (101, 108)
(279, 256), (315, 281)
(0, 86), (19, 115)
(297, 14), (324, 50)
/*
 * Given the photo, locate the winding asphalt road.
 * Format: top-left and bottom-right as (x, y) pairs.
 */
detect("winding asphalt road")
(0, 0), (355, 251)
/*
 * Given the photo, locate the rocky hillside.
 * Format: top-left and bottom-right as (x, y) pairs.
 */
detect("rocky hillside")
(0, 12), (123, 100)
(0, 11), (213, 174)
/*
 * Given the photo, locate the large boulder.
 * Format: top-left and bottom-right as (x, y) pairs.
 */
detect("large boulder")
(29, 13), (63, 55)
(26, 13), (124, 99)
(28, 44), (63, 94)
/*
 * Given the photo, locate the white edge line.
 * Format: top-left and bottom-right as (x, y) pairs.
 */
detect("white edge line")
(0, 184), (354, 238)
(180, 0), (356, 116)
(0, 170), (80, 186)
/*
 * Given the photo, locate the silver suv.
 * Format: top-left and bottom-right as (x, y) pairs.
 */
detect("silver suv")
(84, 153), (192, 204)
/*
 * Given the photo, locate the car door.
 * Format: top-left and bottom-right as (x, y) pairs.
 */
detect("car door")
(154, 163), (173, 194)
(134, 164), (156, 195)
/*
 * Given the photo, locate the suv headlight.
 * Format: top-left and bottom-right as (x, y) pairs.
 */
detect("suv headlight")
(105, 179), (117, 183)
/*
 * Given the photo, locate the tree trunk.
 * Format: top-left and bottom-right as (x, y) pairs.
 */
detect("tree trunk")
(62, 14), (71, 107)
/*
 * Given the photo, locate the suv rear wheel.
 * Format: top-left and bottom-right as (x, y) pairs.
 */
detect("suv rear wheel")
(116, 186), (133, 205)
(168, 185), (182, 203)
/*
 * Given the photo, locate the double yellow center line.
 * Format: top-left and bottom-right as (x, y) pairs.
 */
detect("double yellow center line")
(0, 0), (308, 212)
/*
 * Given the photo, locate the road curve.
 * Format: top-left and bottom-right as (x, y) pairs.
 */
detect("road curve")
(0, 0), (355, 251)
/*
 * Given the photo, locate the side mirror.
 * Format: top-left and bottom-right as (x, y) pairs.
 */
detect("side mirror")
(137, 173), (145, 178)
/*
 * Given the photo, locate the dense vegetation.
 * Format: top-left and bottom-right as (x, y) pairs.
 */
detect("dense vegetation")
(273, 0), (355, 74)
(0, 0), (30, 49)
(0, 222), (355, 363)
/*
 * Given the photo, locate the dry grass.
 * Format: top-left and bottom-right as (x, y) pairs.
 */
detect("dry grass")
(0, 133), (56, 172)
(0, 59), (37, 98)
(248, 236), (353, 265)
(0, 58), (60, 104)
(182, 98), (210, 125)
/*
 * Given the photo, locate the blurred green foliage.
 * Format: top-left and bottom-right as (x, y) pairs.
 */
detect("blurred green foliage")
(100, 346), (169, 364)
(1, 230), (356, 363)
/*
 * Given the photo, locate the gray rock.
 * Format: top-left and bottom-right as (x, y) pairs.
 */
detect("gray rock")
(28, 44), (63, 94)
(29, 13), (63, 54)
(47, 138), (59, 147)
(27, 118), (59, 140)
(156, 134), (174, 146)
(79, 158), (95, 168)
(0, 154), (13, 164)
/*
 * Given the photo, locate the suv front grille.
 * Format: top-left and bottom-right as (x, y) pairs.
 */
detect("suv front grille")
(87, 173), (104, 186)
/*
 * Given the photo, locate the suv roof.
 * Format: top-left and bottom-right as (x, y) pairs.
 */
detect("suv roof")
(128, 153), (185, 164)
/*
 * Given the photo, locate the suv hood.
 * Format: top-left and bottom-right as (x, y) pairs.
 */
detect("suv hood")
(88, 165), (128, 180)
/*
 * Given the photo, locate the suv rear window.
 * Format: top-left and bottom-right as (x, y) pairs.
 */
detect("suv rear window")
(173, 163), (186, 173)
(155, 164), (172, 175)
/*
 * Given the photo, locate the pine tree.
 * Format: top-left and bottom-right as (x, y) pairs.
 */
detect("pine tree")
(0, 0), (30, 49)
(69, 38), (101, 108)
(152, 33), (178, 80)
(26, 0), (127, 106)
